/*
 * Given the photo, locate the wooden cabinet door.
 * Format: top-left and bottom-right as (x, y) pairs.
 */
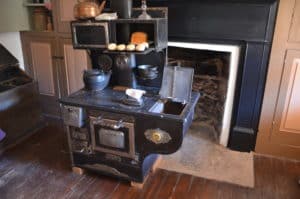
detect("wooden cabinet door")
(53, 0), (77, 33)
(30, 41), (56, 96)
(21, 33), (61, 117)
(59, 38), (91, 96)
(288, 0), (300, 42)
(256, 0), (300, 160)
(271, 50), (300, 146)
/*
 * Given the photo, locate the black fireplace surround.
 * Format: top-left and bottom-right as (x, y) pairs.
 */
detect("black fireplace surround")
(131, 0), (278, 152)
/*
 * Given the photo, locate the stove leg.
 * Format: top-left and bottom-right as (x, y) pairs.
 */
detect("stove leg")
(130, 155), (162, 189)
(150, 155), (162, 173)
(131, 178), (148, 189)
(72, 167), (85, 175)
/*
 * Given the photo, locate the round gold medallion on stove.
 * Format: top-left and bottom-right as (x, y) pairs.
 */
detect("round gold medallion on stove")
(152, 131), (162, 142)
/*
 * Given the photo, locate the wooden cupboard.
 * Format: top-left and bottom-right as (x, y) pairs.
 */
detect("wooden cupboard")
(21, 0), (91, 118)
(21, 34), (90, 118)
(58, 38), (91, 97)
(272, 51), (300, 145)
(256, 0), (300, 160)
(53, 0), (77, 33)
(21, 32), (61, 117)
(30, 41), (56, 96)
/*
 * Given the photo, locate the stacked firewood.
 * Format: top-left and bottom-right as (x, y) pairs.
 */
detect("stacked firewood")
(193, 75), (226, 139)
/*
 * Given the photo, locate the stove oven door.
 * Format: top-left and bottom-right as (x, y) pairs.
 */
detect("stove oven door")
(89, 115), (135, 159)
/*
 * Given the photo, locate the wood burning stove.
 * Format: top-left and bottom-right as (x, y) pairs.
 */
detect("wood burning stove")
(61, 89), (199, 182)
(60, 8), (200, 183)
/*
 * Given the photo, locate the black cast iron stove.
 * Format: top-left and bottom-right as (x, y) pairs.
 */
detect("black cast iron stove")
(60, 7), (200, 183)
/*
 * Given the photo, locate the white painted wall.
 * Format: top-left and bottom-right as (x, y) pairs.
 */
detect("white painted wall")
(0, 32), (25, 70)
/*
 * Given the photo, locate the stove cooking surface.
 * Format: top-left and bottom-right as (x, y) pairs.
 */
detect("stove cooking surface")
(63, 88), (158, 113)
(60, 88), (200, 120)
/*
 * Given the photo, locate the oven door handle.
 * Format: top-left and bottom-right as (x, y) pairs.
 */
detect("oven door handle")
(113, 120), (124, 130)
(92, 117), (124, 130)
(92, 116), (103, 124)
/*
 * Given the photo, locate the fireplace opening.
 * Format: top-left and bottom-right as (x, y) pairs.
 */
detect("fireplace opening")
(168, 42), (240, 146)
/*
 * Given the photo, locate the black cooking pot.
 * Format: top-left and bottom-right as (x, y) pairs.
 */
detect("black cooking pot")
(83, 69), (111, 91)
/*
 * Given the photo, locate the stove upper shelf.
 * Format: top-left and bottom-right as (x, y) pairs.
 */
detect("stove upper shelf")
(71, 8), (168, 51)
(109, 17), (168, 52)
(102, 47), (156, 55)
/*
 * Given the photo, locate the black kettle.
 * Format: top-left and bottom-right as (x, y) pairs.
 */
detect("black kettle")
(83, 69), (111, 91)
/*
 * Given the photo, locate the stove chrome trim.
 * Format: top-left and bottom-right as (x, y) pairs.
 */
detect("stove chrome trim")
(89, 116), (136, 159)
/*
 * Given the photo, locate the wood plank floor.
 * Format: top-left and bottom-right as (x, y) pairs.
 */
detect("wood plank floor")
(0, 125), (299, 199)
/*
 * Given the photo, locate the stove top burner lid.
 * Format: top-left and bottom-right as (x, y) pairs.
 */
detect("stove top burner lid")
(159, 66), (194, 103)
(121, 97), (144, 107)
(0, 44), (19, 69)
(122, 89), (146, 107)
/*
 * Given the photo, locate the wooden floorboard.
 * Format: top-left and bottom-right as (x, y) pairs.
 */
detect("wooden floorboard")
(171, 174), (193, 199)
(0, 125), (299, 199)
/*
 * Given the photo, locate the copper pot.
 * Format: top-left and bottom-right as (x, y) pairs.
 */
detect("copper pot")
(74, 0), (106, 19)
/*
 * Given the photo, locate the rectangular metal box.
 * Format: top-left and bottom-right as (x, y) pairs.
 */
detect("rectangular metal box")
(62, 105), (85, 128)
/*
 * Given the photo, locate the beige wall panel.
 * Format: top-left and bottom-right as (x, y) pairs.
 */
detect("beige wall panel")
(0, 0), (30, 32)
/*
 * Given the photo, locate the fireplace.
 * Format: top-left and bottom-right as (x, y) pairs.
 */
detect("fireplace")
(137, 0), (279, 151)
(168, 42), (240, 146)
